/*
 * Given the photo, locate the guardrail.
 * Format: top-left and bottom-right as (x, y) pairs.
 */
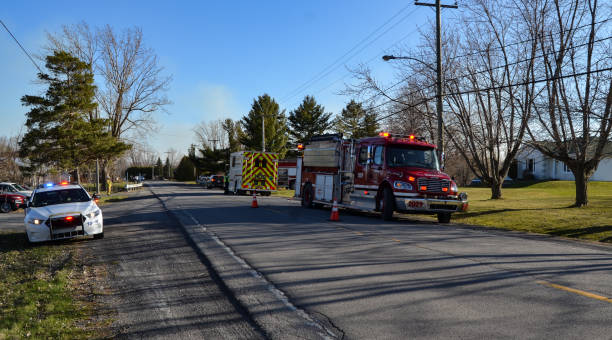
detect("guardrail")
(124, 183), (143, 191)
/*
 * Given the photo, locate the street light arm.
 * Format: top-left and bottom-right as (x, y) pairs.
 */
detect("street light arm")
(382, 55), (436, 72)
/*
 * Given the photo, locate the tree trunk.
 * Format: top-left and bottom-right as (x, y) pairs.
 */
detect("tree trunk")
(76, 167), (80, 184)
(490, 180), (503, 199)
(574, 168), (588, 207)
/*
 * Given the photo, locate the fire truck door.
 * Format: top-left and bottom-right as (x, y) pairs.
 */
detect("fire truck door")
(354, 144), (370, 187)
(369, 145), (385, 183)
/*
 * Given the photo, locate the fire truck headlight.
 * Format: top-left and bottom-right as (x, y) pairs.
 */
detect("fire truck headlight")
(451, 181), (458, 193)
(393, 181), (413, 191)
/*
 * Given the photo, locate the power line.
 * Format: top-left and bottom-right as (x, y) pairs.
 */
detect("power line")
(412, 17), (612, 62)
(376, 66), (612, 123)
(363, 34), (612, 113)
(280, 5), (421, 105)
(0, 19), (43, 74)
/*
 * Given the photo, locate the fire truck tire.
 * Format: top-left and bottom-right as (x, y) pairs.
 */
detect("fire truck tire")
(0, 201), (11, 213)
(380, 187), (394, 221)
(301, 183), (314, 208)
(437, 212), (451, 223)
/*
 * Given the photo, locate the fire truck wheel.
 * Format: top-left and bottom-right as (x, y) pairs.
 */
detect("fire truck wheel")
(0, 201), (11, 213)
(437, 212), (451, 223)
(301, 183), (314, 208)
(380, 187), (394, 221)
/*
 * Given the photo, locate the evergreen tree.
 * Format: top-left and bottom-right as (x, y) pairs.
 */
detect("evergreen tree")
(19, 51), (129, 182)
(163, 157), (170, 178)
(155, 157), (163, 178)
(238, 94), (289, 158)
(360, 111), (380, 138)
(334, 100), (379, 139)
(174, 156), (196, 181)
(288, 96), (332, 144)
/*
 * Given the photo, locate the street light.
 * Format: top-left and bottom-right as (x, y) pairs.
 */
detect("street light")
(383, 54), (444, 167)
(381, 55), (436, 72)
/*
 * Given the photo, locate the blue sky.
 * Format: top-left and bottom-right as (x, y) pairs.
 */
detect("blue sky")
(1, 1), (444, 157)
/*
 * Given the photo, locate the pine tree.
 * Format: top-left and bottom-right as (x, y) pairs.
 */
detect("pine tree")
(360, 111), (380, 138)
(334, 100), (379, 139)
(174, 156), (196, 181)
(19, 51), (129, 182)
(155, 157), (163, 178)
(288, 96), (332, 144)
(238, 94), (289, 158)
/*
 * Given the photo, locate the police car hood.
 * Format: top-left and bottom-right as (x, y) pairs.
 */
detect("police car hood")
(32, 202), (95, 217)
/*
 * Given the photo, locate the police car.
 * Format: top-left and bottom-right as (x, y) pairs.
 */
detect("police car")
(24, 181), (103, 243)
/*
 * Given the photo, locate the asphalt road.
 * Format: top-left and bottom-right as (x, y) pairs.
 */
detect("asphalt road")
(150, 181), (612, 340)
(81, 189), (264, 339)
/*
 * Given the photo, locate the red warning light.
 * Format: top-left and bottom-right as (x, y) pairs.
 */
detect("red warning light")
(409, 135), (415, 140)
(60, 181), (69, 185)
(420, 186), (427, 191)
(297, 143), (304, 150)
(65, 216), (74, 221)
(379, 132), (390, 137)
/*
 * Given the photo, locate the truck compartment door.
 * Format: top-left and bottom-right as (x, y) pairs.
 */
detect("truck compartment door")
(315, 174), (334, 201)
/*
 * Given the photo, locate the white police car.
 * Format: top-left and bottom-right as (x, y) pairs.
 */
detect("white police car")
(24, 181), (103, 243)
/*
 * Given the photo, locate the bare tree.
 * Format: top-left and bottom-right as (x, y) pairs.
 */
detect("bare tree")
(46, 23), (172, 185)
(527, 0), (612, 206)
(193, 119), (229, 150)
(0, 136), (23, 182)
(442, 0), (543, 199)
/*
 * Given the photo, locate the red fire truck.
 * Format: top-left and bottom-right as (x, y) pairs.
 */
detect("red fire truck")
(296, 133), (468, 223)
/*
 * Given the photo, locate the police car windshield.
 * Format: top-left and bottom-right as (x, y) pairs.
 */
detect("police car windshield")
(32, 188), (91, 207)
(387, 146), (439, 170)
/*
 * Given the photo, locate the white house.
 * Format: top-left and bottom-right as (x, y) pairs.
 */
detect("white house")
(515, 144), (612, 181)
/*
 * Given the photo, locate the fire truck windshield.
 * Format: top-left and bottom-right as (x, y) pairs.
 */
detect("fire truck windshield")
(387, 146), (439, 170)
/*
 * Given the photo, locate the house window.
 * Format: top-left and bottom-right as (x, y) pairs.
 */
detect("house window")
(563, 163), (572, 173)
(528, 159), (535, 172)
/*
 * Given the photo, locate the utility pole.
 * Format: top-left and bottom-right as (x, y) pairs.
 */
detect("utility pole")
(414, 0), (457, 168)
(262, 114), (265, 152)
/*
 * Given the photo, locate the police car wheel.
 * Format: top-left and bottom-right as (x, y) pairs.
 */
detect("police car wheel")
(0, 201), (11, 213)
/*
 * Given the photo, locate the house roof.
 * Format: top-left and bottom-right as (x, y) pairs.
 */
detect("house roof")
(525, 138), (612, 158)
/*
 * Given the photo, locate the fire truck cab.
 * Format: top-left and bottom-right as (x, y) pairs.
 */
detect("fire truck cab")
(297, 133), (468, 223)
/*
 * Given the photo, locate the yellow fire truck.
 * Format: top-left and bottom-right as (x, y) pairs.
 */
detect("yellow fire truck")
(227, 151), (278, 196)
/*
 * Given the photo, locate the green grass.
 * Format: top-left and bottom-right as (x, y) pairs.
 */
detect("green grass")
(451, 181), (612, 243)
(0, 232), (95, 339)
(272, 188), (296, 198)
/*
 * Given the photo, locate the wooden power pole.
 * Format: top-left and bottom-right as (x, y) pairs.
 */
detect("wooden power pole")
(414, 0), (457, 168)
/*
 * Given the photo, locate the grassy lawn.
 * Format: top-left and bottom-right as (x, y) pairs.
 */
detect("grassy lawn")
(0, 232), (103, 339)
(452, 181), (612, 243)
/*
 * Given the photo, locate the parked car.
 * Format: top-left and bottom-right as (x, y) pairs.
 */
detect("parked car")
(0, 182), (33, 198)
(0, 192), (26, 212)
(207, 175), (225, 189)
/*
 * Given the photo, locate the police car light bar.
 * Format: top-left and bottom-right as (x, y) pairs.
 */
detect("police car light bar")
(45, 182), (54, 188)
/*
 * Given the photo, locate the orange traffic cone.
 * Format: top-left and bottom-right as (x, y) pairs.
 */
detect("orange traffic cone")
(251, 192), (258, 208)
(329, 198), (339, 221)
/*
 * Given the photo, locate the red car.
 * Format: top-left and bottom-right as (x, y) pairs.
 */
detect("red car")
(0, 192), (26, 213)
